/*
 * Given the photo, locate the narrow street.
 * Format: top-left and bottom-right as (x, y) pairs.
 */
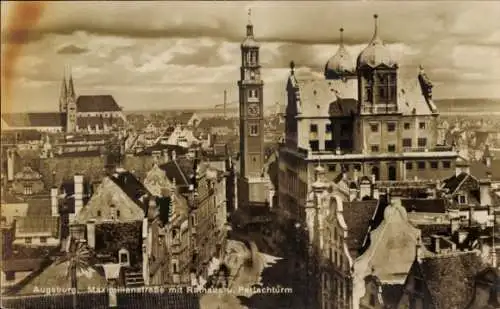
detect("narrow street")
(199, 232), (306, 309)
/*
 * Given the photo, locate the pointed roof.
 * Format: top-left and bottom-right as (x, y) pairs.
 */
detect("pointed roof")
(59, 74), (67, 99)
(325, 28), (355, 78)
(241, 8), (259, 48)
(353, 198), (421, 284)
(67, 70), (76, 99)
(417, 251), (485, 309)
(357, 14), (396, 69)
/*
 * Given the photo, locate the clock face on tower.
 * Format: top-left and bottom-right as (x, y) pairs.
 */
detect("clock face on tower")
(248, 103), (260, 117)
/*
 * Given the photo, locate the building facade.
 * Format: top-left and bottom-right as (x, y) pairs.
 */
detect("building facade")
(278, 15), (458, 223)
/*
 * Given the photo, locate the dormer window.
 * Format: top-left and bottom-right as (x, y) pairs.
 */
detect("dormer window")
(458, 195), (467, 204)
(118, 248), (130, 266)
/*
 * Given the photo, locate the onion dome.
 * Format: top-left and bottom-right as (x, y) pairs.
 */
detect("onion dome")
(241, 9), (259, 48)
(325, 28), (355, 79)
(357, 14), (396, 69)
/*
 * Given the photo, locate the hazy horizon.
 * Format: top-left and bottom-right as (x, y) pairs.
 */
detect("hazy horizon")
(2, 1), (500, 113)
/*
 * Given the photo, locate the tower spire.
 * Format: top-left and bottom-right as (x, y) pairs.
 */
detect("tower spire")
(371, 14), (382, 44)
(67, 66), (76, 100)
(339, 27), (345, 47)
(59, 68), (68, 113)
(246, 8), (254, 37)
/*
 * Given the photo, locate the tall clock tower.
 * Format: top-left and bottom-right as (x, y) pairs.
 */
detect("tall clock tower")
(237, 10), (269, 208)
(238, 10), (264, 179)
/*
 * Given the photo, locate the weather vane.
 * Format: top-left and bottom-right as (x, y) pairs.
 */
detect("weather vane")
(248, 8), (252, 24)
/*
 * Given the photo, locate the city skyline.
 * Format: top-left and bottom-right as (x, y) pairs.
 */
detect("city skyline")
(2, 1), (500, 113)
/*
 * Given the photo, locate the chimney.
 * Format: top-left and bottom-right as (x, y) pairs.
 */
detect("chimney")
(360, 179), (371, 200)
(416, 238), (424, 263)
(86, 219), (96, 248)
(7, 149), (14, 181)
(372, 185), (380, 200)
(431, 235), (441, 254)
(152, 150), (161, 165)
(479, 179), (492, 207)
(371, 173), (376, 183)
(142, 217), (148, 239)
(458, 230), (468, 244)
(51, 187), (59, 217)
(353, 169), (359, 183)
(469, 206), (475, 226)
(163, 149), (169, 163)
(451, 217), (460, 233)
(73, 174), (84, 222)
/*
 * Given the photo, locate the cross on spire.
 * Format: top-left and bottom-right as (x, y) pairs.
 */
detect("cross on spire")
(248, 8), (252, 25)
(339, 27), (344, 46)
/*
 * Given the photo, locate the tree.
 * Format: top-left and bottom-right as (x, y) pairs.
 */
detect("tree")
(55, 240), (93, 309)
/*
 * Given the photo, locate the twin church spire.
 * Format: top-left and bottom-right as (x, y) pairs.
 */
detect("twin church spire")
(59, 66), (76, 113)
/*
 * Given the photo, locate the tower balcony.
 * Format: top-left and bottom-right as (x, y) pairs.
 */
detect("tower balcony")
(361, 104), (398, 114)
(402, 146), (453, 153)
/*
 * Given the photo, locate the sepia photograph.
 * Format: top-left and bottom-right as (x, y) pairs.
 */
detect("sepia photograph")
(1, 1), (500, 308)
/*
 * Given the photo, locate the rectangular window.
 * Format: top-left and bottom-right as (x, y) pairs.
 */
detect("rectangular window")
(328, 164), (336, 172)
(325, 124), (332, 132)
(5, 272), (15, 281)
(430, 161), (438, 169)
(404, 122), (411, 130)
(309, 140), (319, 151)
(25, 237), (32, 244)
(40, 237), (47, 244)
(249, 124), (259, 136)
(388, 144), (396, 152)
(418, 138), (427, 147)
(23, 184), (33, 195)
(370, 123), (379, 132)
(341, 164), (349, 172)
(379, 86), (387, 100)
(403, 138), (412, 147)
(370, 294), (376, 306)
(310, 124), (318, 133)
(458, 195), (467, 204)
(406, 162), (413, 170)
(443, 161), (451, 169)
(371, 145), (379, 152)
(417, 161), (426, 170)
(419, 122), (426, 129)
(387, 123), (396, 132)
(325, 140), (335, 150)
(354, 164), (361, 171)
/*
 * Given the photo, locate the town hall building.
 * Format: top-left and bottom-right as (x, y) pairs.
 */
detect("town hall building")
(278, 15), (459, 220)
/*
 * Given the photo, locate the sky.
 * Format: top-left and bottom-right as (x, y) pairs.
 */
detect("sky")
(1, 1), (500, 113)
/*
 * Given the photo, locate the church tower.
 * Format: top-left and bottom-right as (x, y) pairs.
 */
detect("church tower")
(238, 9), (264, 179)
(59, 73), (68, 113)
(66, 70), (77, 133)
(237, 9), (270, 208)
(357, 15), (398, 115)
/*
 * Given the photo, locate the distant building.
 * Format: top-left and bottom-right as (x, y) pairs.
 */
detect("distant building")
(1, 70), (126, 134)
